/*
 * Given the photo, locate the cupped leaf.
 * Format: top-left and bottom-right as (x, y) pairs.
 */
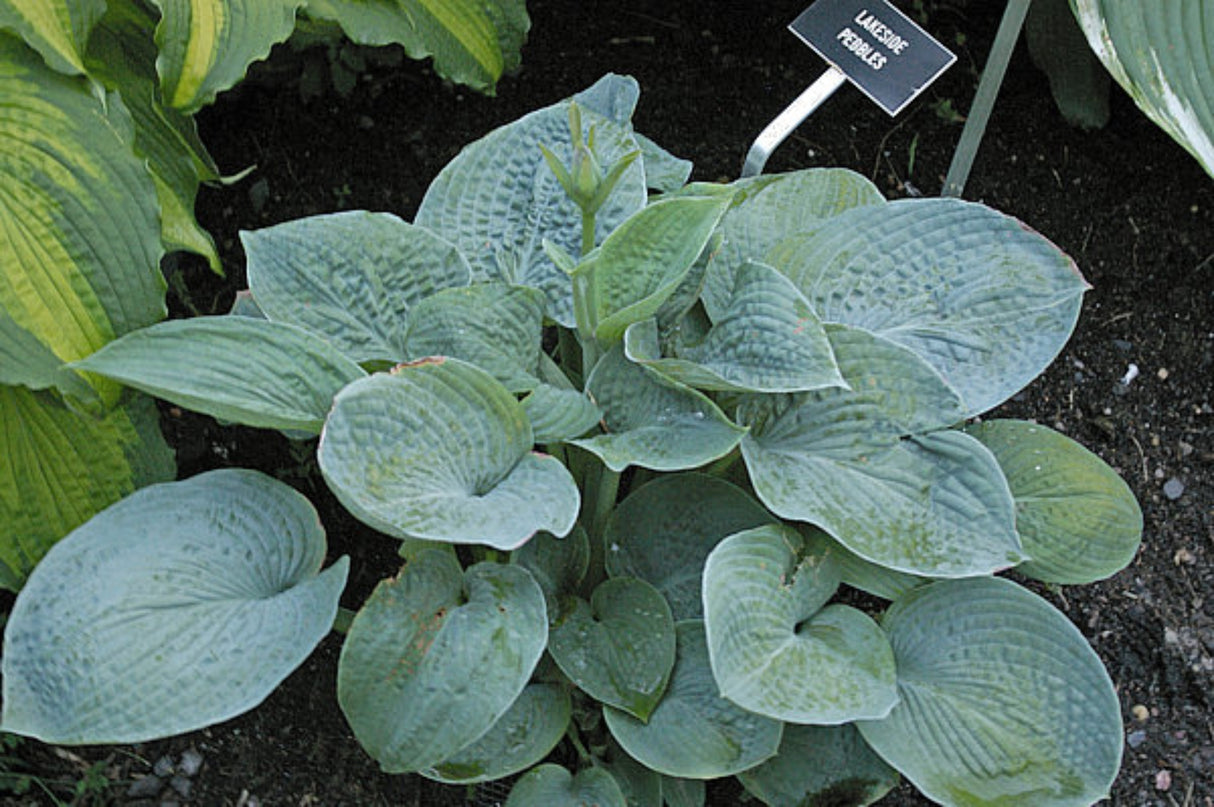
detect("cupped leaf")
(702, 525), (897, 724)
(737, 723), (899, 807)
(966, 419), (1142, 584)
(319, 359), (579, 549)
(149, 0), (304, 112)
(573, 189), (733, 345)
(604, 473), (774, 621)
(0, 388), (174, 588)
(338, 550), (547, 773)
(769, 198), (1089, 416)
(522, 384), (602, 444)
(422, 683), (570, 784)
(604, 621), (783, 779)
(242, 211), (472, 363)
(416, 74), (648, 325)
(548, 578), (676, 721)
(625, 259), (844, 393)
(511, 527), (591, 613)
(703, 168), (884, 321)
(506, 764), (627, 807)
(2, 469), (349, 743)
(570, 346), (745, 473)
(1072, 0), (1214, 177)
(404, 283), (546, 392)
(73, 316), (366, 435)
(306, 0), (529, 95)
(0, 0), (104, 75)
(857, 577), (1122, 806)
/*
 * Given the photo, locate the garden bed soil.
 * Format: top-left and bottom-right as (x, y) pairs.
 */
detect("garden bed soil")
(5, 0), (1212, 804)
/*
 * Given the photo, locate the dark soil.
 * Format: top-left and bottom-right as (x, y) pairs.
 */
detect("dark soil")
(5, 0), (1211, 804)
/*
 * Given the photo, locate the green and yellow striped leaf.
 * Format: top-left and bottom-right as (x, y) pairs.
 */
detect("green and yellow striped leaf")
(0, 0), (104, 75)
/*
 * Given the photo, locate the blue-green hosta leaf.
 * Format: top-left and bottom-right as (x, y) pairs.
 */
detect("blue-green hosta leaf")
(305, 0), (529, 95)
(598, 741), (663, 807)
(148, 0), (303, 112)
(73, 317), (366, 435)
(604, 621), (782, 779)
(1072, 0), (1214, 177)
(242, 211), (472, 363)
(769, 198), (1089, 416)
(404, 283), (546, 392)
(0, 387), (174, 588)
(966, 419), (1142, 584)
(506, 764), (627, 807)
(661, 776), (706, 807)
(522, 384), (602, 444)
(737, 723), (899, 807)
(416, 74), (648, 326)
(1025, 0), (1111, 130)
(338, 550), (546, 773)
(0, 0), (104, 74)
(817, 530), (927, 601)
(703, 168), (884, 321)
(421, 683), (570, 784)
(573, 189), (733, 345)
(1, 469), (349, 743)
(548, 578), (676, 721)
(604, 473), (774, 621)
(319, 359), (579, 549)
(0, 311), (92, 400)
(702, 525), (897, 724)
(857, 577), (1122, 806)
(0, 34), (166, 403)
(570, 347), (745, 473)
(635, 131), (693, 193)
(510, 527), (590, 613)
(624, 260), (844, 393)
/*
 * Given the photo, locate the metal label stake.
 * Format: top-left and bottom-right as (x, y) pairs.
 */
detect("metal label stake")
(743, 0), (956, 177)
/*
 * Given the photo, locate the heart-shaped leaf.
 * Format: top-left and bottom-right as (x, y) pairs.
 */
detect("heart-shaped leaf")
(2, 469), (349, 744)
(422, 683), (570, 784)
(549, 578), (676, 721)
(242, 211), (472, 363)
(604, 474), (774, 621)
(966, 419), (1142, 584)
(511, 527), (591, 613)
(737, 723), (899, 807)
(857, 577), (1122, 806)
(768, 198), (1089, 416)
(571, 346), (745, 472)
(703, 525), (897, 724)
(506, 764), (627, 807)
(73, 316), (366, 434)
(337, 551), (547, 773)
(319, 359), (580, 549)
(604, 621), (782, 779)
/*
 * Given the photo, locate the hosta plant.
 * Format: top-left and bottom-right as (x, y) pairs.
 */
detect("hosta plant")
(4, 74), (1143, 806)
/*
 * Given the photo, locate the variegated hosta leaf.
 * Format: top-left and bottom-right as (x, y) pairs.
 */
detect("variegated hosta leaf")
(702, 525), (898, 724)
(148, 0), (303, 112)
(966, 419), (1142, 584)
(603, 621), (782, 779)
(737, 723), (899, 807)
(1071, 0), (1214, 178)
(572, 188), (733, 345)
(703, 167), (884, 320)
(604, 473), (774, 621)
(305, 0), (529, 95)
(624, 260), (844, 393)
(0, 387), (174, 588)
(421, 683), (570, 785)
(416, 74), (648, 326)
(506, 764), (627, 807)
(0, 34), (166, 402)
(0, 0), (104, 74)
(404, 283), (546, 393)
(768, 198), (1089, 417)
(319, 359), (580, 549)
(548, 577), (676, 721)
(73, 316), (367, 434)
(857, 577), (1122, 806)
(338, 551), (547, 773)
(521, 384), (602, 444)
(242, 211), (472, 363)
(1, 469), (349, 743)
(570, 346), (745, 473)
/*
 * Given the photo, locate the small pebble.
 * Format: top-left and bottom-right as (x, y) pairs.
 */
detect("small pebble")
(127, 775), (163, 798)
(1163, 478), (1185, 500)
(1127, 729), (1148, 748)
(153, 755), (175, 778)
(1174, 547), (1196, 565)
(179, 748), (203, 776)
(170, 775), (192, 798)
(1156, 367), (1169, 380)
(1154, 769), (1172, 791)
(1112, 338), (1133, 352)
(1131, 704), (1150, 722)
